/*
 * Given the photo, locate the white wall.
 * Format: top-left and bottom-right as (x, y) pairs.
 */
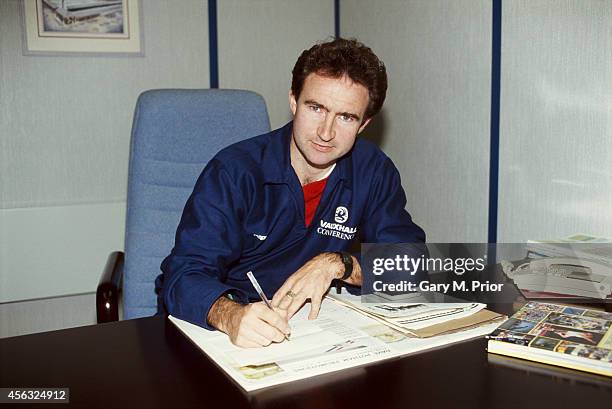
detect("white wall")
(217, 0), (334, 129)
(0, 0), (210, 303)
(341, 0), (492, 242)
(0, 293), (96, 338)
(498, 0), (612, 242)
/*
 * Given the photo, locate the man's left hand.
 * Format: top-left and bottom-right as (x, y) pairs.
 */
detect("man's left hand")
(271, 252), (343, 320)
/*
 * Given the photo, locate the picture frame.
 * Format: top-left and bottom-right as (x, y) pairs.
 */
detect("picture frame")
(21, 0), (143, 56)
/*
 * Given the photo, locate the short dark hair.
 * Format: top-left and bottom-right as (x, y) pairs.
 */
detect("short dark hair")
(291, 38), (387, 120)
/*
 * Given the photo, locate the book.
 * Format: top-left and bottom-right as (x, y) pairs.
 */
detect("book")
(170, 296), (503, 391)
(487, 301), (612, 377)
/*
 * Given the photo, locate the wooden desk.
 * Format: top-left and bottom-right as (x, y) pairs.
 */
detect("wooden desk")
(1, 313), (610, 408)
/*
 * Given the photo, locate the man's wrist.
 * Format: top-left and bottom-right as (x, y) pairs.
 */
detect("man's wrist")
(330, 251), (353, 280)
(207, 296), (238, 332)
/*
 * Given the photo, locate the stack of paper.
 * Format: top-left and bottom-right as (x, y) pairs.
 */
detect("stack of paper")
(328, 291), (503, 337)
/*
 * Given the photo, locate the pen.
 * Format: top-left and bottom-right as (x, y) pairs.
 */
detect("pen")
(246, 271), (290, 341)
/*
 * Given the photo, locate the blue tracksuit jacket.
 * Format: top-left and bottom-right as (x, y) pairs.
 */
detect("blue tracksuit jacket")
(156, 122), (425, 328)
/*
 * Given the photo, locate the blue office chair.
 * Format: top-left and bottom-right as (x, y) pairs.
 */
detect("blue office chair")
(97, 89), (270, 322)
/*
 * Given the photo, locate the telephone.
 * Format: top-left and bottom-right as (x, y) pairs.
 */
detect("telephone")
(501, 257), (612, 299)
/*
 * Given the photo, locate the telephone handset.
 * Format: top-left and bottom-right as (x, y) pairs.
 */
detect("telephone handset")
(502, 257), (612, 299)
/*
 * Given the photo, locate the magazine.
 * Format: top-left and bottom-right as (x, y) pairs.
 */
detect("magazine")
(487, 301), (612, 377)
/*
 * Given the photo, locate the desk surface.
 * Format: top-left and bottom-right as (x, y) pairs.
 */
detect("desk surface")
(1, 311), (611, 409)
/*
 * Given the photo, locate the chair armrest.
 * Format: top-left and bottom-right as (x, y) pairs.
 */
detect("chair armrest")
(96, 251), (124, 323)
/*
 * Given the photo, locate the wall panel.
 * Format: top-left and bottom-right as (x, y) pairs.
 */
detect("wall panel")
(217, 0), (334, 129)
(0, 203), (125, 303)
(342, 0), (492, 242)
(498, 0), (612, 241)
(0, 293), (96, 338)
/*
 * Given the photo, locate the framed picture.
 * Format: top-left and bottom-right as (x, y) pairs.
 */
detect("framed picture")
(21, 0), (143, 56)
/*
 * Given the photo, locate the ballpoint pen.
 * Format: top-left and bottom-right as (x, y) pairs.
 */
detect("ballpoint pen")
(246, 271), (290, 341)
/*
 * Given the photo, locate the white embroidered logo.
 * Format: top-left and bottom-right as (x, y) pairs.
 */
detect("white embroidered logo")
(334, 206), (349, 224)
(253, 234), (267, 241)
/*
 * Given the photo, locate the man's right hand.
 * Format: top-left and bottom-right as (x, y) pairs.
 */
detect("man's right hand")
(207, 297), (291, 348)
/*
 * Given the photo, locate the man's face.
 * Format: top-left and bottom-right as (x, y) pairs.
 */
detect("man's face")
(289, 73), (371, 172)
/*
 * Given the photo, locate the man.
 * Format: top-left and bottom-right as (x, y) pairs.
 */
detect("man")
(156, 38), (425, 348)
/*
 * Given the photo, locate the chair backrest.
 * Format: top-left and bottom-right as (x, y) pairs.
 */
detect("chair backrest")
(123, 89), (270, 319)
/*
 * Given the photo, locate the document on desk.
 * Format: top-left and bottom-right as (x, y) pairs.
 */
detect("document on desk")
(327, 291), (500, 335)
(169, 297), (503, 392)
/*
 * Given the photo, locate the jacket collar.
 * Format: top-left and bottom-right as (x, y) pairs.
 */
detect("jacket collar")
(261, 121), (353, 189)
